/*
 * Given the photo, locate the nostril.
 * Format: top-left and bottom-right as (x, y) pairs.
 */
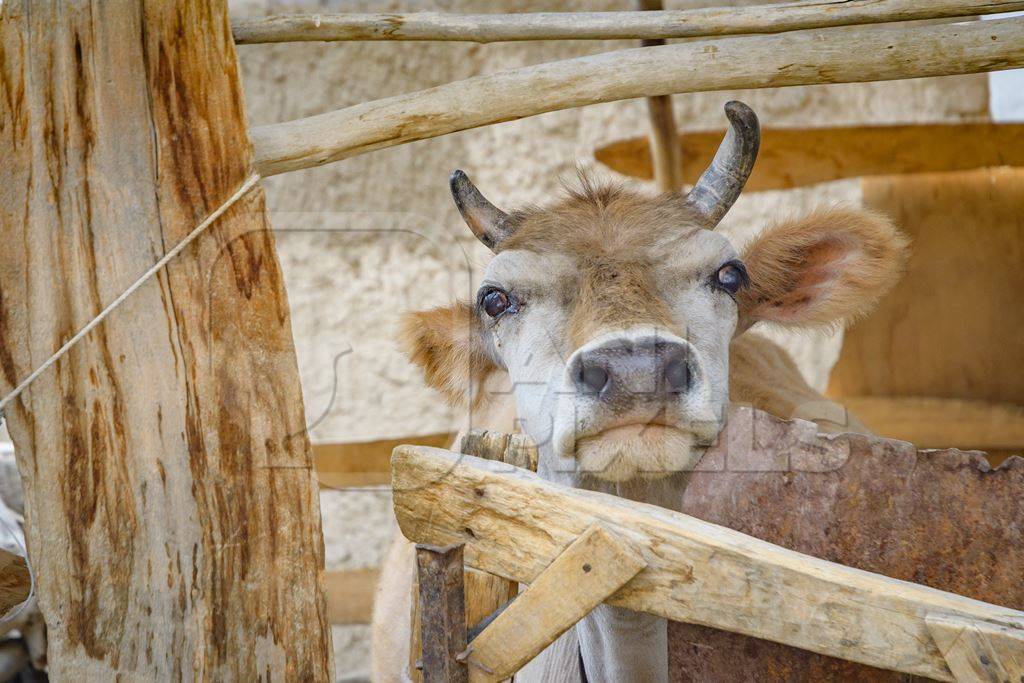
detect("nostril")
(664, 357), (692, 394)
(578, 363), (610, 394)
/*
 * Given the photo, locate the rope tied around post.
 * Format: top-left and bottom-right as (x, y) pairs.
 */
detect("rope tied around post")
(0, 173), (262, 425)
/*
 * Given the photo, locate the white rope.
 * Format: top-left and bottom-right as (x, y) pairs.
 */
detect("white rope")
(0, 173), (262, 421)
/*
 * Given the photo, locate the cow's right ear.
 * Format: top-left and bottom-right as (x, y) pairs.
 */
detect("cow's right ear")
(399, 302), (497, 407)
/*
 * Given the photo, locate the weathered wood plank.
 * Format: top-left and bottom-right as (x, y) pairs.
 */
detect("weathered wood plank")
(595, 123), (1024, 191)
(251, 17), (1024, 177)
(840, 396), (1024, 453)
(928, 614), (1024, 683)
(314, 433), (452, 489)
(464, 524), (645, 683)
(829, 170), (1024, 461)
(416, 544), (469, 683)
(232, 0), (1024, 44)
(391, 410), (1024, 681)
(0, 1), (332, 678)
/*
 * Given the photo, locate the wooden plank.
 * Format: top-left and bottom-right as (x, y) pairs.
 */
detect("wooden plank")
(323, 568), (378, 625)
(416, 544), (469, 683)
(390, 416), (1024, 682)
(232, 0), (1024, 44)
(251, 17), (1024, 177)
(0, 1), (332, 678)
(314, 433), (452, 489)
(594, 123), (1024, 191)
(829, 169), (1024, 455)
(464, 525), (646, 683)
(927, 614), (1024, 683)
(840, 396), (1024, 452)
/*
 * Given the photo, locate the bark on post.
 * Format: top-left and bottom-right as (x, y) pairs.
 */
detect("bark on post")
(0, 1), (332, 679)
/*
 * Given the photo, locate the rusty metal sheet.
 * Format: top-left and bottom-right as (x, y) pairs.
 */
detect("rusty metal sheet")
(671, 408), (1024, 682)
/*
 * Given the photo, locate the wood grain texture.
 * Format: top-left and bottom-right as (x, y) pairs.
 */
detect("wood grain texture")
(416, 544), (469, 683)
(928, 614), (1024, 683)
(0, 1), (332, 678)
(251, 17), (1024, 177)
(828, 168), (1024, 452)
(840, 396), (1024, 452)
(232, 0), (1024, 44)
(464, 524), (645, 683)
(392, 409), (1024, 681)
(595, 123), (1024, 191)
(314, 432), (452, 489)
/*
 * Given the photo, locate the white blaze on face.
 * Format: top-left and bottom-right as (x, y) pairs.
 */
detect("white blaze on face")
(476, 229), (742, 483)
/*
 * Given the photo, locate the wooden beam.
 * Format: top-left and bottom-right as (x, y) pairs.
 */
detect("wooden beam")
(416, 544), (469, 683)
(0, 1), (332, 678)
(390, 423), (1024, 681)
(928, 614), (1024, 682)
(314, 433), (452, 489)
(232, 0), (1023, 44)
(323, 568), (378, 625)
(251, 17), (1024, 177)
(637, 0), (684, 193)
(841, 396), (1024, 452)
(594, 123), (1024, 191)
(463, 524), (646, 683)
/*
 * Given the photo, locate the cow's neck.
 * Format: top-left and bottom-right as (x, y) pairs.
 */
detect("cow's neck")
(536, 454), (687, 683)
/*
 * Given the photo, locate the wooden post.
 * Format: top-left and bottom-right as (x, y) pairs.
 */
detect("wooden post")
(637, 0), (684, 192)
(416, 544), (469, 683)
(0, 1), (333, 679)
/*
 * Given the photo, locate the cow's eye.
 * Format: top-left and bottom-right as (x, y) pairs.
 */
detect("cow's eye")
(715, 261), (749, 296)
(480, 288), (514, 318)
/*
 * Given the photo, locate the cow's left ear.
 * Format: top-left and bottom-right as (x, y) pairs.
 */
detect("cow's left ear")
(737, 207), (909, 330)
(399, 302), (497, 407)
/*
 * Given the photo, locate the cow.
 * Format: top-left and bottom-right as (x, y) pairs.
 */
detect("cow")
(370, 101), (908, 682)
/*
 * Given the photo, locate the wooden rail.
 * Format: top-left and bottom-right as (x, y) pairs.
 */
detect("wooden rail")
(392, 429), (1024, 681)
(251, 16), (1024, 177)
(594, 122), (1024, 191)
(233, 0), (1024, 44)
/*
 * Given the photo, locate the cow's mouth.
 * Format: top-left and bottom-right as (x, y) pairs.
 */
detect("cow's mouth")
(573, 422), (706, 483)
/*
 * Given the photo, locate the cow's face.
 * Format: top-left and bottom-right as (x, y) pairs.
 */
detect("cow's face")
(404, 103), (907, 483)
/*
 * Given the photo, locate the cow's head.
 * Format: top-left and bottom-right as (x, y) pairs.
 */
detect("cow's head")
(403, 102), (907, 483)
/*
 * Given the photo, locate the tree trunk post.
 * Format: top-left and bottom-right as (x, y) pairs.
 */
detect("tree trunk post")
(0, 1), (333, 678)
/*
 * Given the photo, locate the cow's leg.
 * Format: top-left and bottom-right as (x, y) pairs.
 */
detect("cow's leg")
(371, 535), (417, 682)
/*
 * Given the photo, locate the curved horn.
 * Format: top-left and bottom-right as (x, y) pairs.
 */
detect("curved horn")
(683, 101), (760, 229)
(450, 170), (514, 251)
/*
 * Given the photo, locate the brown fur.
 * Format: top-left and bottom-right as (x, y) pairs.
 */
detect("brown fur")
(399, 302), (496, 406)
(402, 181), (908, 412)
(502, 178), (700, 346)
(738, 207), (910, 329)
